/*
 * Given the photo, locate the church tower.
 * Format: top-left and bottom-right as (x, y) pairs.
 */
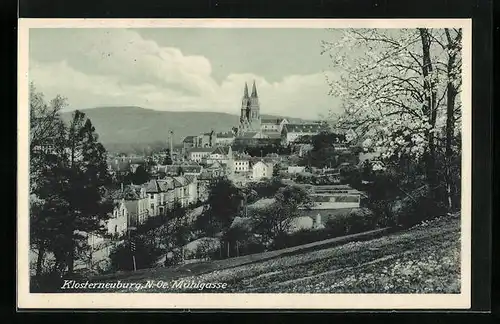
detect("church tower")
(249, 80), (261, 130)
(239, 82), (251, 134)
(238, 81), (261, 135)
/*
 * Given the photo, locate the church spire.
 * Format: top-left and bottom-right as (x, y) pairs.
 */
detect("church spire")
(243, 82), (249, 98)
(251, 80), (258, 97)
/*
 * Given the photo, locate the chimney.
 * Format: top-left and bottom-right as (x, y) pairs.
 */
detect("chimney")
(169, 130), (174, 159)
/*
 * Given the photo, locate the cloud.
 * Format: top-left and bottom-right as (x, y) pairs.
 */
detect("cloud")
(29, 29), (340, 119)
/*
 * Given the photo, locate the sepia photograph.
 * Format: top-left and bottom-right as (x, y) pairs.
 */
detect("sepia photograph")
(18, 19), (472, 309)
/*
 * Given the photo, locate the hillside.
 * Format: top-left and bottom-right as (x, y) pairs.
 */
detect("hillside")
(61, 106), (307, 152)
(72, 215), (460, 294)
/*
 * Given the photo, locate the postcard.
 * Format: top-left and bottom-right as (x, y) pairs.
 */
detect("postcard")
(18, 18), (472, 309)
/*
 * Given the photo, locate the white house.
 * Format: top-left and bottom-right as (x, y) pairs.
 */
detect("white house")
(145, 179), (175, 217)
(232, 158), (250, 173)
(109, 185), (149, 228)
(188, 147), (213, 163)
(252, 161), (274, 180)
(127, 185), (150, 226)
(282, 123), (327, 145)
(214, 132), (235, 146)
(173, 176), (191, 207)
(107, 199), (128, 236)
(260, 118), (288, 133)
(184, 175), (199, 205)
(207, 146), (233, 165)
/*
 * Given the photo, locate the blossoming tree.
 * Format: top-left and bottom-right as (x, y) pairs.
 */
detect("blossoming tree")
(322, 28), (462, 210)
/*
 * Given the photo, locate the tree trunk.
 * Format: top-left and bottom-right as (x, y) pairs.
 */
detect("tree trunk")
(445, 76), (457, 211)
(444, 28), (460, 211)
(67, 241), (74, 275)
(419, 28), (439, 199)
(67, 226), (75, 275)
(36, 244), (46, 278)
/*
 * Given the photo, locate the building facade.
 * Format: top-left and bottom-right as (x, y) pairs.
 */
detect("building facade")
(232, 159), (250, 173)
(188, 147), (213, 163)
(281, 123), (329, 145)
(194, 132), (215, 148)
(252, 161), (274, 180)
(214, 132), (236, 146)
(206, 146), (233, 165)
(107, 200), (128, 236)
(238, 81), (261, 135)
(182, 136), (196, 151)
(261, 118), (288, 133)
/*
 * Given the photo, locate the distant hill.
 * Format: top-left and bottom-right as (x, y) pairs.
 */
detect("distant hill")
(61, 106), (308, 153)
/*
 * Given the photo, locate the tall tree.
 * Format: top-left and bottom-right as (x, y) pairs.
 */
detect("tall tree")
(198, 178), (244, 235)
(252, 185), (312, 245)
(62, 110), (114, 274)
(442, 28), (463, 209)
(322, 28), (462, 209)
(29, 83), (67, 193)
(30, 90), (114, 280)
(30, 154), (70, 278)
(130, 164), (151, 185)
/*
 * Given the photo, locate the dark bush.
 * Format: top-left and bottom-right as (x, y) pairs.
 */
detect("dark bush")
(164, 248), (184, 267)
(394, 194), (447, 228)
(324, 208), (377, 237)
(240, 240), (266, 255)
(273, 228), (332, 249)
(109, 238), (163, 272)
(247, 177), (285, 198)
(30, 271), (64, 293)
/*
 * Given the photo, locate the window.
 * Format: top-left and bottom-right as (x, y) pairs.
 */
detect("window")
(150, 194), (154, 199)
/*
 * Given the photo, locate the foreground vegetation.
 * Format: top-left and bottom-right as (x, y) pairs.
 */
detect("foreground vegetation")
(82, 213), (459, 294)
(182, 214), (460, 293)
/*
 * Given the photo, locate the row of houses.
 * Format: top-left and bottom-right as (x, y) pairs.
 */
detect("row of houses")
(102, 165), (222, 238)
(181, 120), (332, 153)
(184, 145), (277, 181)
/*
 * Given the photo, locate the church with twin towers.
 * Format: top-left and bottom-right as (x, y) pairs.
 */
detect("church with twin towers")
(236, 80), (291, 139)
(238, 80), (261, 135)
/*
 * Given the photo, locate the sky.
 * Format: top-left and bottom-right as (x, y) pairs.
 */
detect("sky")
(29, 28), (342, 119)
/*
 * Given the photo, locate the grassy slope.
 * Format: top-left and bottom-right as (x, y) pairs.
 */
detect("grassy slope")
(184, 215), (460, 294)
(77, 215), (460, 294)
